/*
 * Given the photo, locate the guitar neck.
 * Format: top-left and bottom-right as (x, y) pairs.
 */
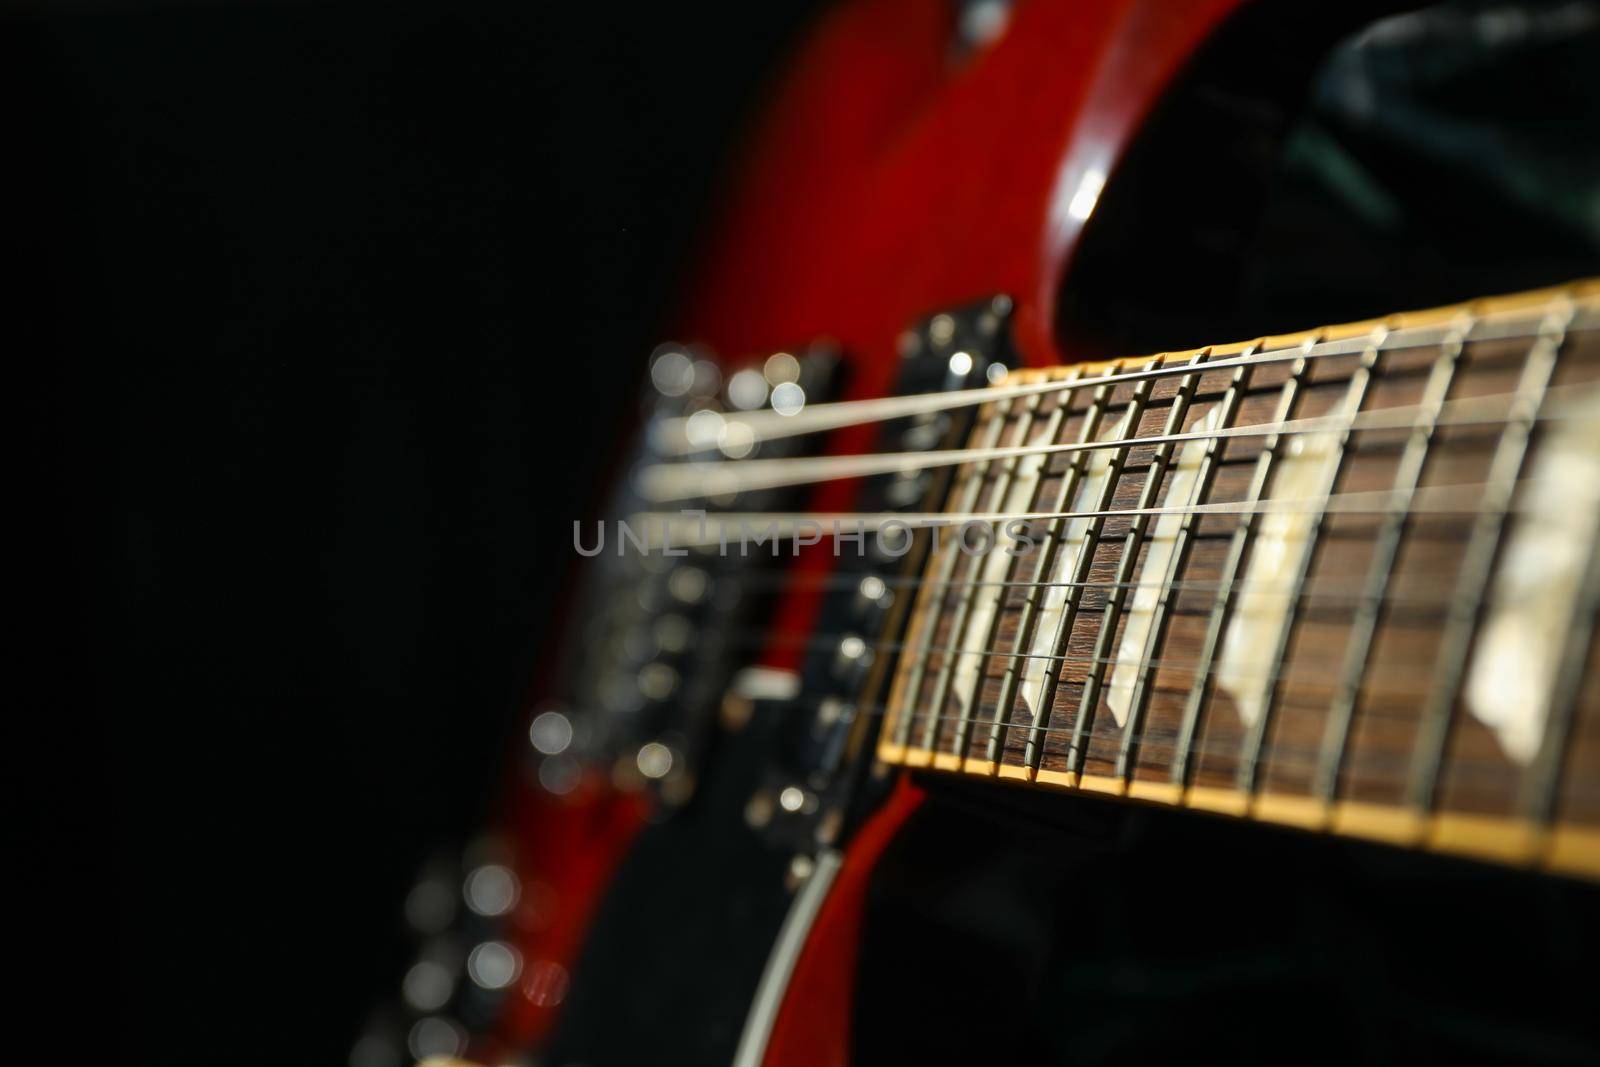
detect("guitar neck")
(877, 280), (1600, 880)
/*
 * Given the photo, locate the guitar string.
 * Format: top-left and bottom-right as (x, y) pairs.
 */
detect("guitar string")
(635, 472), (1587, 781)
(604, 305), (1598, 799)
(631, 510), (1490, 599)
(596, 497), (1597, 794)
(593, 486), (1510, 682)
(635, 379), (1600, 502)
(648, 302), (1593, 455)
(730, 569), (1464, 602)
(620, 460), (1585, 685)
(725, 472), (1587, 774)
(736, 624), (1470, 702)
(623, 474), (1597, 549)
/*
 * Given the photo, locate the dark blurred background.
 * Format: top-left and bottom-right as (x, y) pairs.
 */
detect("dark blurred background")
(21, 0), (1600, 1062)
(11, 1), (813, 1060)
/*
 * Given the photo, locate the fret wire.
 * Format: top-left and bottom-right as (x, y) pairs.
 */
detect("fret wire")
(1170, 345), (1314, 787)
(982, 371), (1082, 768)
(962, 378), (1073, 769)
(1406, 306), (1574, 811)
(650, 300), (1598, 455)
(871, 407), (973, 760)
(1236, 335), (1383, 795)
(832, 287), (1600, 857)
(887, 401), (1011, 752)
(1116, 359), (1252, 779)
(757, 628), (1436, 685)
(1013, 376), (1115, 771)
(803, 674), (1600, 781)
(915, 398), (1017, 755)
(1525, 534), (1600, 822)
(1068, 352), (1209, 779)
(866, 696), (1580, 783)
(637, 378), (1600, 503)
(1312, 322), (1469, 801)
(921, 400), (1021, 757)
(870, 422), (953, 764)
(937, 392), (1045, 760)
(739, 567), (1482, 600)
(882, 437), (983, 754)
(755, 627), (1459, 684)
(631, 473), (1562, 549)
(1026, 367), (1156, 774)
(784, 633), (1600, 793)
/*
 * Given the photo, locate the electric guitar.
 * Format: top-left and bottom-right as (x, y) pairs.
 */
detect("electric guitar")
(355, 1), (1600, 1063)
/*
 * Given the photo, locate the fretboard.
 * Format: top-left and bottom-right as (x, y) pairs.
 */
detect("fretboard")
(878, 280), (1600, 881)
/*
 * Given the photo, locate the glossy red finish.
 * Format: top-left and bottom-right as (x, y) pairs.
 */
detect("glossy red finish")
(671, 1), (1249, 1055)
(497, 0), (1254, 1056)
(679, 0), (1247, 362)
(481, 773), (648, 1058)
(762, 777), (925, 1067)
(674, 0), (1247, 668)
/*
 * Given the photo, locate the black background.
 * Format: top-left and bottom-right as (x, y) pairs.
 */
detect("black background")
(21, 0), (1600, 1063)
(13, 1), (813, 1061)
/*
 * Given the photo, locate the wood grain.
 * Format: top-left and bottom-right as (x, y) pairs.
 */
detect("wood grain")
(878, 281), (1600, 880)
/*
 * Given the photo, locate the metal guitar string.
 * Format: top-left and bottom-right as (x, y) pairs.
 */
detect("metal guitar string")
(636, 379), (1600, 502)
(648, 455), (1591, 782)
(733, 570), (1465, 603)
(740, 626), (1456, 704)
(606, 301), (1597, 795)
(648, 302), (1592, 456)
(626, 474), (1598, 550)
(716, 503), (1588, 776)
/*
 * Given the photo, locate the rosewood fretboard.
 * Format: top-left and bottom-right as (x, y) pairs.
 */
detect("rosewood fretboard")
(878, 281), (1600, 880)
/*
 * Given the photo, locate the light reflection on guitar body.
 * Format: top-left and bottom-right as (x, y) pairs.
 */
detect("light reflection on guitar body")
(365, 2), (1600, 1064)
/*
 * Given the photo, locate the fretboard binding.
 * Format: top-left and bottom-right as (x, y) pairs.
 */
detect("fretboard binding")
(870, 704), (1596, 779)
(873, 282), (1600, 883)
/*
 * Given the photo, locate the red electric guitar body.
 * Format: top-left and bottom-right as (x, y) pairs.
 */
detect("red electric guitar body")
(368, 2), (1600, 1064)
(678, 4), (1257, 1062)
